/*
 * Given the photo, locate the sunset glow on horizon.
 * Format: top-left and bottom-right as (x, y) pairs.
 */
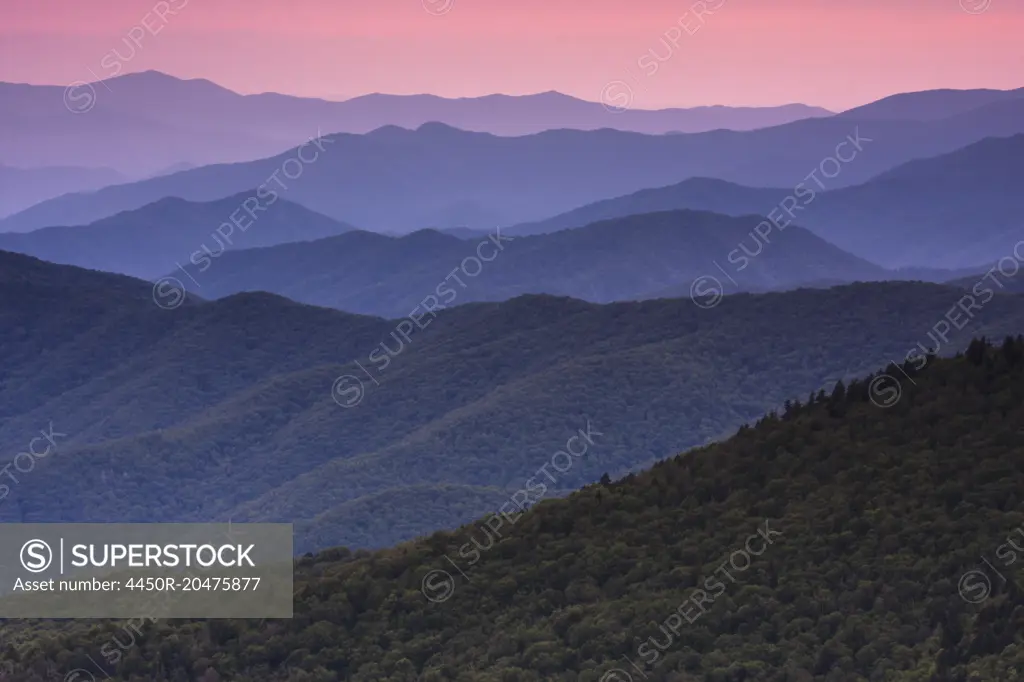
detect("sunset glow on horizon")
(1, 0), (1021, 110)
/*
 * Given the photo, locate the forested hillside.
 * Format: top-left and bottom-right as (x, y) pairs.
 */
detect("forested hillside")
(3, 339), (1023, 681)
(4, 250), (1024, 555)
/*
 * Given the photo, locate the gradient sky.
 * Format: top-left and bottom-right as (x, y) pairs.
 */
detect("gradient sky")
(1, 0), (1021, 110)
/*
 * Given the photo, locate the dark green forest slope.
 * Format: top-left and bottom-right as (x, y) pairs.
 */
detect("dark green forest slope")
(4, 250), (1024, 553)
(4, 340), (1023, 681)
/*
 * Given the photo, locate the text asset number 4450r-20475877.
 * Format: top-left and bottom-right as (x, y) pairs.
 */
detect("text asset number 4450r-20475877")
(125, 576), (261, 591)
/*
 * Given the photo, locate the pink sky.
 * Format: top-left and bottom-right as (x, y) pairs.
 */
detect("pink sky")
(0, 0), (1021, 110)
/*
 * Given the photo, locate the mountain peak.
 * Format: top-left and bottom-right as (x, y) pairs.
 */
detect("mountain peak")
(107, 70), (238, 95)
(415, 121), (470, 134)
(117, 69), (181, 81)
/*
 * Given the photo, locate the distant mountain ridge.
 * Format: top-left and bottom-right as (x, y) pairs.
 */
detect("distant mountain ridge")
(153, 209), (889, 316)
(4, 92), (1024, 234)
(0, 70), (831, 175)
(507, 177), (784, 236)
(507, 135), (1024, 269)
(0, 164), (125, 219)
(305, 89), (833, 135)
(836, 86), (1024, 120)
(0, 192), (356, 278)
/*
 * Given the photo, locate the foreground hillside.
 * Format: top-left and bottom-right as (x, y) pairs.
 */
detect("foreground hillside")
(5, 340), (1024, 680)
(4, 250), (1024, 555)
